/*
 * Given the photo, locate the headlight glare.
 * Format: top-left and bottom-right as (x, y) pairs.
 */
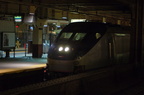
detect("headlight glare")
(65, 47), (70, 52)
(58, 46), (70, 52)
(58, 47), (63, 51)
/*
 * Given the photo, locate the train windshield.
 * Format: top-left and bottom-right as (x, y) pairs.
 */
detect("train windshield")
(58, 32), (86, 42)
(72, 33), (86, 41)
(59, 32), (73, 39)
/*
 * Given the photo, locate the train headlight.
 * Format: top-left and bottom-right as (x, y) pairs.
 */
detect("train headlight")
(64, 47), (70, 52)
(58, 46), (70, 52)
(58, 47), (63, 51)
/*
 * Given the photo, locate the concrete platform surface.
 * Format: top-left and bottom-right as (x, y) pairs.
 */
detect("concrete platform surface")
(0, 57), (47, 75)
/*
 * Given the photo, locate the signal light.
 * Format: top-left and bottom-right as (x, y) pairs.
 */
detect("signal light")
(16, 25), (19, 28)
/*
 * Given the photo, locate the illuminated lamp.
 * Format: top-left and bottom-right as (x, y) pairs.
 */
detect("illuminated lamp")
(16, 25), (19, 28)
(23, 14), (35, 23)
(65, 47), (70, 52)
(58, 47), (63, 51)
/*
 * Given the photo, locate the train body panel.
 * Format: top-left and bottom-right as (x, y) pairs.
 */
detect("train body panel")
(46, 22), (131, 73)
(79, 33), (110, 70)
(48, 58), (75, 72)
(107, 27), (130, 65)
(113, 33), (130, 64)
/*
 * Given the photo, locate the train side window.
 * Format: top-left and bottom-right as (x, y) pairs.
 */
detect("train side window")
(96, 33), (101, 39)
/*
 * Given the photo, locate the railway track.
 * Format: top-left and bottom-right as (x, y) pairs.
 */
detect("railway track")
(1, 66), (144, 95)
(0, 68), (44, 91)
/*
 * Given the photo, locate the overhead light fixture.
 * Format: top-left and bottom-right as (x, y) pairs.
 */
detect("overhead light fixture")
(62, 17), (67, 19)
(71, 19), (86, 23)
(23, 14), (35, 23)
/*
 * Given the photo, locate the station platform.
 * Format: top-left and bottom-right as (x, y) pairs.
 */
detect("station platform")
(0, 55), (47, 75)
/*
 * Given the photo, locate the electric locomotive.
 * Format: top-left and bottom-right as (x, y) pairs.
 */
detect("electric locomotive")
(44, 22), (131, 76)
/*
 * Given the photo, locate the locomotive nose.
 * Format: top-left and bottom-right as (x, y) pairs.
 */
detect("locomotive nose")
(48, 44), (76, 60)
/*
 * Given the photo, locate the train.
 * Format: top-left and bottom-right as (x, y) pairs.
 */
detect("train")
(44, 22), (131, 77)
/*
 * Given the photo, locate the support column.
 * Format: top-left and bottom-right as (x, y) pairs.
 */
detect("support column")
(135, 0), (143, 65)
(131, 0), (144, 72)
(32, 21), (43, 58)
(5, 50), (10, 58)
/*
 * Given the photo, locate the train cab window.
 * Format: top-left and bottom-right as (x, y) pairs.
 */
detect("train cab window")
(59, 32), (73, 39)
(96, 33), (101, 39)
(72, 33), (86, 41)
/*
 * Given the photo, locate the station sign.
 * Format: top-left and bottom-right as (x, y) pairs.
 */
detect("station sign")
(14, 16), (22, 22)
